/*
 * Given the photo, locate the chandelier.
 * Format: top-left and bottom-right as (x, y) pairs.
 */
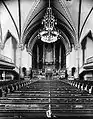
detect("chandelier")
(38, 7), (59, 43)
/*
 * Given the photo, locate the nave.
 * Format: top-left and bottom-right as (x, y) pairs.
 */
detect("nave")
(0, 0), (93, 118)
(0, 76), (93, 119)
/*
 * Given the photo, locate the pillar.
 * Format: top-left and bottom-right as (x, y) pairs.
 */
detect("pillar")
(74, 49), (79, 78)
(43, 43), (45, 68)
(59, 45), (61, 69)
(81, 44), (86, 65)
(30, 53), (32, 68)
(71, 46), (76, 67)
(28, 50), (32, 69)
(66, 53), (70, 75)
(53, 43), (55, 64)
(37, 45), (39, 69)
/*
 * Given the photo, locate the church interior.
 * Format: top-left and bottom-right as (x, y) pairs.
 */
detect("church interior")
(0, 0), (93, 118)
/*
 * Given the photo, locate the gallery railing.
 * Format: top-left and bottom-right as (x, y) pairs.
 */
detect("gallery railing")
(86, 56), (93, 64)
(0, 54), (12, 63)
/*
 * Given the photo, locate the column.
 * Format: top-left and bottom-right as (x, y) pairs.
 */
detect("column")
(27, 49), (32, 69)
(30, 51), (32, 68)
(71, 46), (76, 67)
(18, 43), (24, 79)
(43, 43), (45, 64)
(0, 23), (3, 54)
(81, 44), (86, 65)
(66, 53), (70, 69)
(66, 52), (71, 76)
(37, 45), (39, 69)
(53, 43), (55, 64)
(74, 49), (79, 78)
(59, 45), (61, 69)
(32, 51), (34, 69)
(53, 43), (55, 69)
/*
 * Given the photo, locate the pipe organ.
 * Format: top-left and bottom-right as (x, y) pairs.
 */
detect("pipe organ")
(32, 40), (66, 70)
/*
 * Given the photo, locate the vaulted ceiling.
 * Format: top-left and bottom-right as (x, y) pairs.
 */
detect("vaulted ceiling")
(21, 0), (78, 53)
(1, 0), (93, 54)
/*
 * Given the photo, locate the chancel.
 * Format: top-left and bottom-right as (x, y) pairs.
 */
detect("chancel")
(0, 0), (93, 118)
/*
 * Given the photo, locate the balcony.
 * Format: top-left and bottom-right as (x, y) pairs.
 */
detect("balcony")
(86, 56), (93, 64)
(84, 56), (93, 69)
(0, 54), (12, 63)
(0, 54), (15, 69)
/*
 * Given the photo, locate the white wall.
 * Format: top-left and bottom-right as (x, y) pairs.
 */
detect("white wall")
(16, 47), (20, 67)
(66, 47), (77, 76)
(85, 37), (93, 62)
(21, 47), (32, 70)
(66, 53), (71, 75)
(3, 37), (14, 62)
(70, 46), (76, 68)
(1, 0), (39, 42)
(1, 37), (32, 70)
(28, 53), (32, 69)
(79, 46), (83, 67)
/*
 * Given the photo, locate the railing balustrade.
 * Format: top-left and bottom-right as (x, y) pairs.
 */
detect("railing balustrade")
(86, 56), (93, 64)
(0, 54), (12, 63)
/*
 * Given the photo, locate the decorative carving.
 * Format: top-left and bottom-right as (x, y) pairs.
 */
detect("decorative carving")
(0, 42), (4, 50)
(18, 42), (24, 51)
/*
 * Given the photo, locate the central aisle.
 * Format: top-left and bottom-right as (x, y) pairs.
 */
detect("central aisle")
(0, 76), (93, 118)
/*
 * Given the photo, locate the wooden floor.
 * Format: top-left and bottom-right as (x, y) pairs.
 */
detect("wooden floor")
(0, 76), (93, 119)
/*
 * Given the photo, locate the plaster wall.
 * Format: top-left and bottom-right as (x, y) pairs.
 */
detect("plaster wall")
(85, 37), (93, 62)
(3, 37), (14, 62)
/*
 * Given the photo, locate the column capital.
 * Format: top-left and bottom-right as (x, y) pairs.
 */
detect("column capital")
(17, 42), (24, 51)
(27, 48), (32, 55)
(0, 42), (4, 50)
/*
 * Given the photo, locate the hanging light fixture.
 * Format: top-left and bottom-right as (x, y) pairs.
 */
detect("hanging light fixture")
(38, 1), (59, 43)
